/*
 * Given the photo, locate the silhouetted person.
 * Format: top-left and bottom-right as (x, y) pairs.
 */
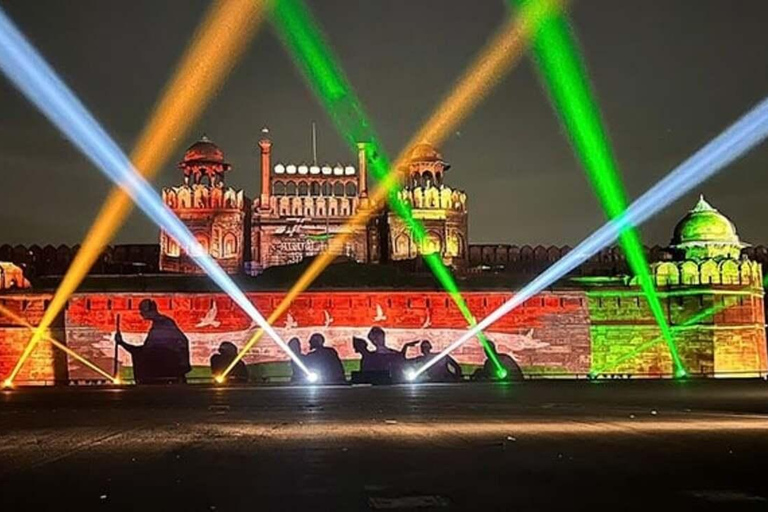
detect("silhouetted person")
(304, 333), (346, 384)
(210, 341), (248, 383)
(288, 337), (305, 384)
(407, 340), (462, 382)
(366, 326), (405, 381)
(472, 341), (524, 382)
(115, 299), (191, 384)
(352, 336), (373, 372)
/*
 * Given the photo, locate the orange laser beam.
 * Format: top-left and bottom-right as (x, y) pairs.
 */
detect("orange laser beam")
(5, 0), (269, 384)
(0, 303), (117, 384)
(222, 0), (566, 378)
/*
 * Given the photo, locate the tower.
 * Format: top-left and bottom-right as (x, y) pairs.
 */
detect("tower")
(159, 135), (246, 274)
(387, 142), (469, 268)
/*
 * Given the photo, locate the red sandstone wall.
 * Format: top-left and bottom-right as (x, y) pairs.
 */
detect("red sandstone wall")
(0, 297), (58, 383)
(63, 291), (592, 380)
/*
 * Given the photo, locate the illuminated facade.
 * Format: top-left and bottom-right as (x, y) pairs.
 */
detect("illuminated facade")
(390, 143), (468, 268)
(159, 136), (246, 274)
(157, 133), (470, 275)
(249, 130), (374, 273)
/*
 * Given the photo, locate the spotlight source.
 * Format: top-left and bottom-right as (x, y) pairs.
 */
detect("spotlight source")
(307, 372), (320, 384)
(2, 378), (12, 389)
(214, 375), (225, 384)
(404, 369), (418, 382)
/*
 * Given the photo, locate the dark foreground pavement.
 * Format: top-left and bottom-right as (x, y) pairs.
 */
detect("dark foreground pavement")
(2, 380), (768, 511)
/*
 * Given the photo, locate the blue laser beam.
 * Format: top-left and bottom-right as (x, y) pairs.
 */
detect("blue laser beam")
(0, 7), (313, 378)
(412, 96), (768, 379)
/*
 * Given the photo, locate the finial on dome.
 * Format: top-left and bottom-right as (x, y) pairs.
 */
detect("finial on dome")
(261, 126), (269, 135)
(200, 133), (210, 142)
(692, 194), (716, 213)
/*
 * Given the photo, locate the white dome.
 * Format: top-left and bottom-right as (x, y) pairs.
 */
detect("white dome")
(274, 164), (285, 174)
(321, 165), (332, 175)
(309, 165), (320, 174)
(286, 164), (297, 174)
(344, 166), (355, 175)
(298, 164), (309, 175)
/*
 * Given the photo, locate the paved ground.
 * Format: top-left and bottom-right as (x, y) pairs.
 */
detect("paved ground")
(2, 380), (768, 511)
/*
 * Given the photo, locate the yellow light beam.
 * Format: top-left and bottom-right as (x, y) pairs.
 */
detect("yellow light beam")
(0, 303), (117, 384)
(221, 0), (566, 378)
(5, 0), (270, 384)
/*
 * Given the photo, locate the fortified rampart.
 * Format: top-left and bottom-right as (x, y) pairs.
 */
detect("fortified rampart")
(0, 281), (764, 383)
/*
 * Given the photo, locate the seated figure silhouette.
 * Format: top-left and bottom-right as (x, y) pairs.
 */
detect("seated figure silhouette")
(304, 333), (346, 384)
(115, 299), (191, 384)
(210, 341), (248, 383)
(352, 336), (373, 372)
(350, 327), (405, 384)
(288, 337), (306, 384)
(406, 340), (462, 383)
(472, 340), (524, 382)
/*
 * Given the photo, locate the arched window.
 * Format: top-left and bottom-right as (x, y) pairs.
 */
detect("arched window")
(272, 181), (285, 195)
(311, 182), (321, 196)
(333, 182), (344, 196)
(298, 182), (309, 196)
(166, 237), (180, 257)
(345, 182), (357, 197)
(192, 234), (209, 257)
(286, 181), (297, 196)
(223, 233), (238, 258)
(322, 182), (332, 196)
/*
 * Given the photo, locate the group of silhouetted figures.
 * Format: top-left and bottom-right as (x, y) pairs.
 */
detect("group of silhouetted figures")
(287, 326), (524, 385)
(115, 300), (524, 385)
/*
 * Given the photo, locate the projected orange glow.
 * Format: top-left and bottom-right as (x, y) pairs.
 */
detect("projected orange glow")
(0, 303), (117, 383)
(223, 0), (566, 377)
(5, 0), (269, 385)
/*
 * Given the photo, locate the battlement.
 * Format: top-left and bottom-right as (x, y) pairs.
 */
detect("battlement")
(162, 184), (244, 211)
(396, 185), (467, 212)
(256, 194), (364, 219)
(653, 259), (763, 288)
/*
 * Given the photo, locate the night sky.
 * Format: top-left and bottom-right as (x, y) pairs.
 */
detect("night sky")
(0, 0), (766, 248)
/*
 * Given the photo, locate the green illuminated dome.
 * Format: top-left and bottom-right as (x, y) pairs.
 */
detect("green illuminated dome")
(671, 196), (744, 260)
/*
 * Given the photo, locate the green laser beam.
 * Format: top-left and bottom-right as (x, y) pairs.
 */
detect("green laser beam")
(590, 301), (730, 377)
(271, 0), (506, 377)
(513, 0), (686, 377)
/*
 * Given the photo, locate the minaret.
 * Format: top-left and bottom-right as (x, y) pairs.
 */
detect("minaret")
(258, 127), (272, 205)
(357, 142), (368, 198)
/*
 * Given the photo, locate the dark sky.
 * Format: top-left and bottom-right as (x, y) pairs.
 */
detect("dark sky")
(0, 0), (766, 248)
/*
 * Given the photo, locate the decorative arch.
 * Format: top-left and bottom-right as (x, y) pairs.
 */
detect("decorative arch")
(194, 234), (210, 256)
(310, 182), (321, 196)
(345, 182), (357, 197)
(322, 182), (332, 196)
(720, 259), (740, 285)
(700, 259), (720, 284)
(166, 237), (180, 257)
(655, 262), (679, 286)
(285, 181), (297, 196)
(223, 232), (238, 258)
(272, 181), (285, 195)
(298, 181), (309, 196)
(680, 261), (699, 285)
(421, 231), (442, 256)
(394, 234), (411, 258)
(333, 182), (345, 196)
